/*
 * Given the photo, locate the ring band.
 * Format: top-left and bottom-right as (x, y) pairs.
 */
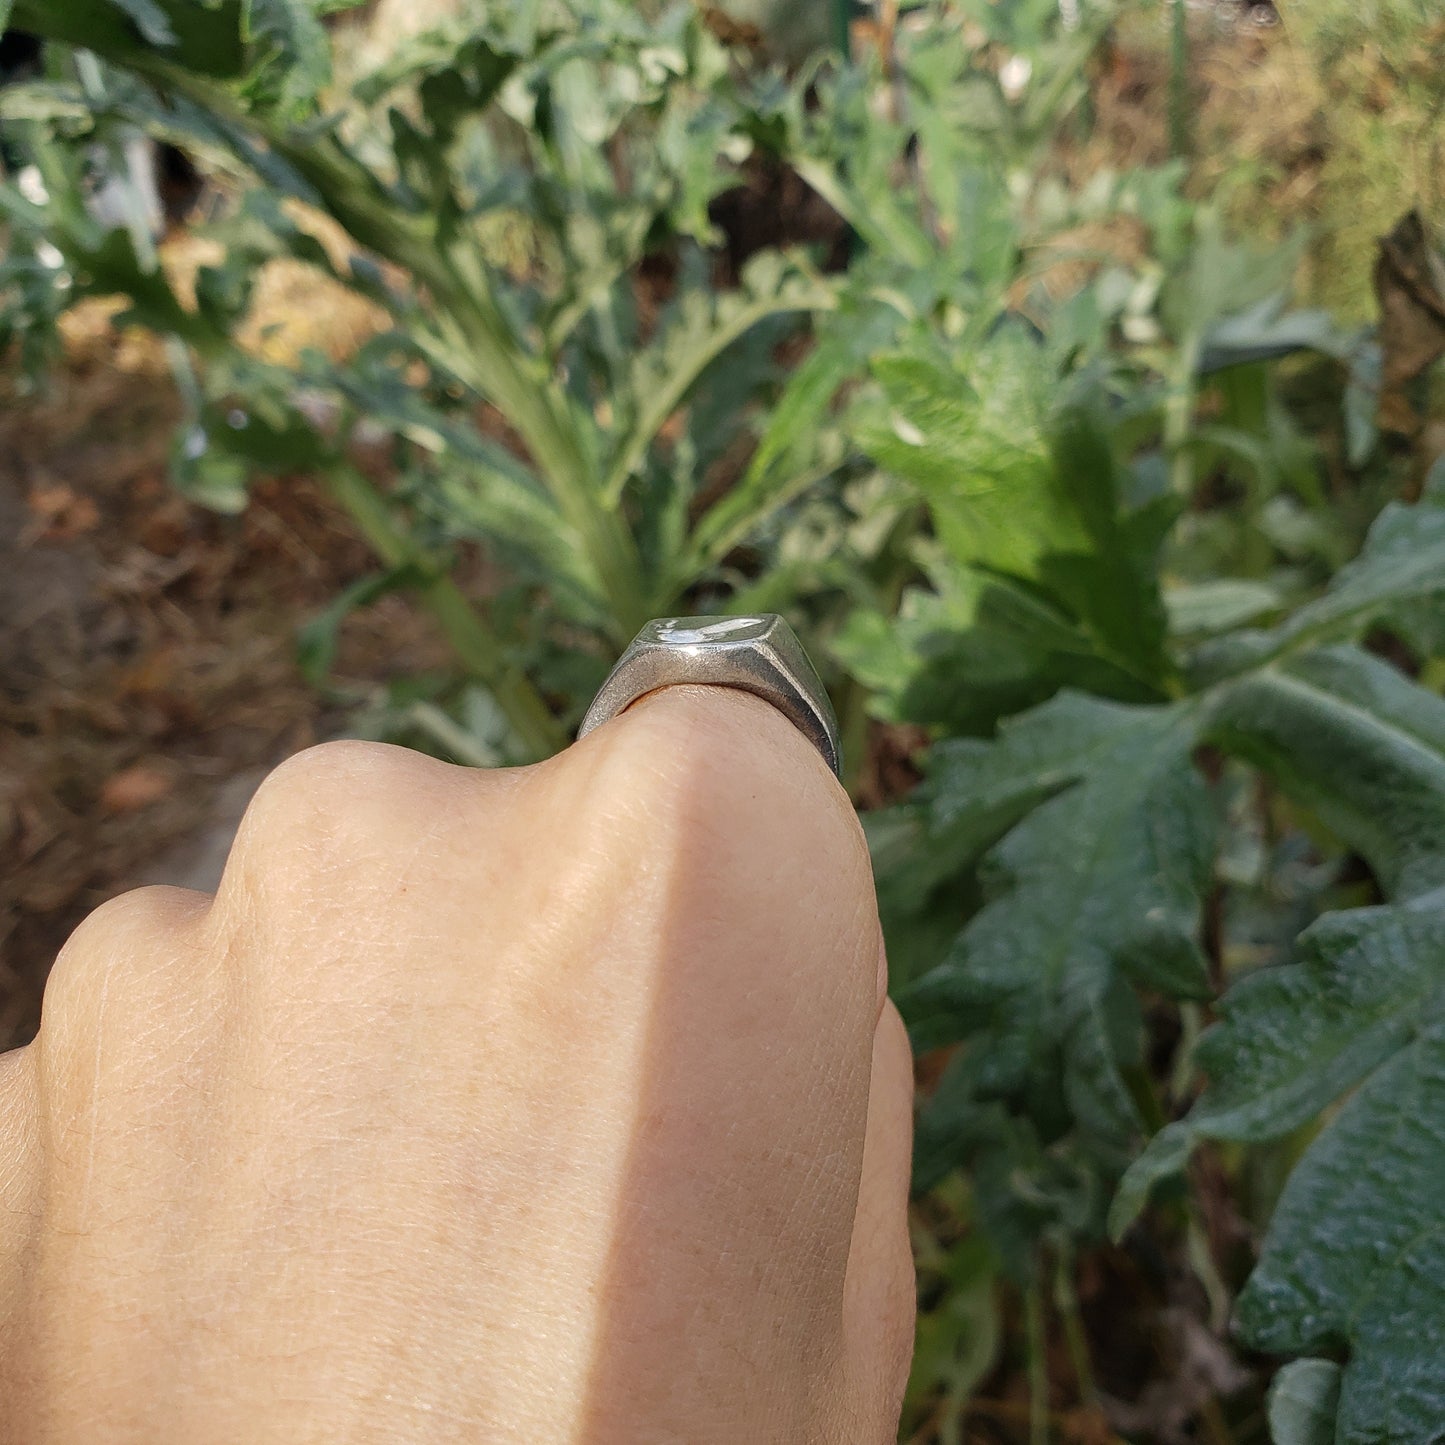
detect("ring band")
(577, 615), (842, 778)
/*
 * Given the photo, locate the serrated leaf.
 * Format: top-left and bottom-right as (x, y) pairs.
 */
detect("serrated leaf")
(861, 339), (1065, 577)
(834, 552), (1161, 735)
(242, 0), (332, 113)
(1112, 650), (1445, 1442)
(1133, 893), (1445, 1442)
(679, 297), (899, 586)
(1278, 494), (1445, 649)
(857, 340), (1174, 686)
(356, 31), (519, 145)
(319, 352), (605, 626)
(605, 251), (835, 508)
(1240, 1030), (1445, 1443)
(1115, 646), (1445, 1228)
(900, 695), (1213, 1163)
(1207, 647), (1445, 901)
(66, 227), (218, 349)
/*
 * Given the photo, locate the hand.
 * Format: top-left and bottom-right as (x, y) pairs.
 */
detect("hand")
(0, 688), (914, 1443)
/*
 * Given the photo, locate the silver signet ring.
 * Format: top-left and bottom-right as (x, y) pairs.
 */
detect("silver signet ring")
(577, 615), (842, 778)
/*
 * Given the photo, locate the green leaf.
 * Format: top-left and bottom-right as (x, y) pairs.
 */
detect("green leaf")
(108, 0), (179, 47)
(69, 228), (220, 350)
(356, 30), (519, 144)
(1278, 494), (1445, 648)
(242, 0), (333, 113)
(604, 251), (836, 508)
(900, 695), (1213, 1158)
(1196, 493), (1445, 678)
(913, 1061), (1108, 1277)
(317, 352), (606, 626)
(1268, 1360), (1343, 1445)
(861, 340), (1066, 578)
(1207, 647), (1445, 901)
(905, 1234), (1001, 1426)
(1197, 296), (1350, 374)
(857, 339), (1174, 687)
(1159, 207), (1307, 350)
(680, 296), (900, 587)
(0, 81), (97, 127)
(1112, 652), (1445, 1438)
(1115, 646), (1445, 1209)
(16, 0), (248, 78)
(834, 550), (1162, 735)
(171, 426), (251, 514)
(1122, 895), (1445, 1442)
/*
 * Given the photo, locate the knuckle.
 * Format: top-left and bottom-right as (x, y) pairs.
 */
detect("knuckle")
(40, 886), (204, 1046)
(241, 739), (406, 832)
(226, 740), (446, 893)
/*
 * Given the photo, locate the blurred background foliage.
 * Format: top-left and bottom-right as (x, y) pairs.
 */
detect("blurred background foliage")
(4, 0), (1445, 1440)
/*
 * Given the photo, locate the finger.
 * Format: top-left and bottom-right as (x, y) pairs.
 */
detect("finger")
(546, 685), (887, 1425)
(843, 999), (916, 1427)
(0, 1042), (40, 1293)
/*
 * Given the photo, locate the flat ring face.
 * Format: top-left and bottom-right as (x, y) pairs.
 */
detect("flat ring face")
(577, 614), (842, 778)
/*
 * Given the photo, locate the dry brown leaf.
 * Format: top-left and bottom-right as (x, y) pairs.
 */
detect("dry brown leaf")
(99, 762), (175, 813)
(1374, 210), (1445, 440)
(25, 482), (101, 541)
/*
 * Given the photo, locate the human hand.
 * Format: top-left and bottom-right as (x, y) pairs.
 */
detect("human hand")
(0, 687), (914, 1443)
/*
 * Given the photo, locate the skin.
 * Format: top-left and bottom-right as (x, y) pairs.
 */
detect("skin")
(0, 686), (915, 1444)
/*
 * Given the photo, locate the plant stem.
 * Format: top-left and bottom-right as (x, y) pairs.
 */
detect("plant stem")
(1023, 1275), (1050, 1445)
(1165, 335), (1202, 499)
(1052, 1245), (1099, 1410)
(1185, 1210), (1232, 1336)
(599, 288), (837, 511)
(323, 462), (566, 759)
(70, 45), (649, 644)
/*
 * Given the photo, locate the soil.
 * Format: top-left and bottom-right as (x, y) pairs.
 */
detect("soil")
(0, 305), (445, 1051)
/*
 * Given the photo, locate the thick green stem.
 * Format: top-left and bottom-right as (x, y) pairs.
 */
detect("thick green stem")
(324, 463), (566, 759)
(257, 123), (648, 642)
(51, 38), (648, 643)
(418, 285), (647, 643)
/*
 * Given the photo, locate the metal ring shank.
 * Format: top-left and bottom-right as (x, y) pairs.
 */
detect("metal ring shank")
(577, 616), (841, 778)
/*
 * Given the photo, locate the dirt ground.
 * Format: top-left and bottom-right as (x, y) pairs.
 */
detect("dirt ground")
(0, 307), (445, 1050)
